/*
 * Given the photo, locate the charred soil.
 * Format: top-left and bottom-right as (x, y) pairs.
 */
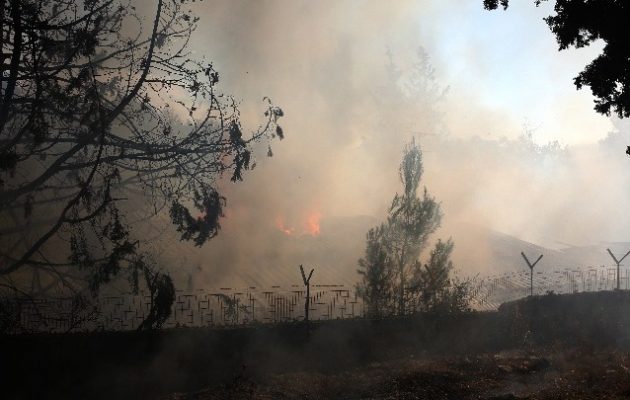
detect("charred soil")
(5, 291), (630, 399)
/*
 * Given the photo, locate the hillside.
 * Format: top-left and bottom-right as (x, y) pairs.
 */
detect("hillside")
(183, 217), (630, 291)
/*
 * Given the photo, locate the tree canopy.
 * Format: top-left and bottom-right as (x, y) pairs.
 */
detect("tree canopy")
(387, 139), (442, 314)
(0, 0), (282, 326)
(357, 139), (443, 316)
(484, 0), (630, 119)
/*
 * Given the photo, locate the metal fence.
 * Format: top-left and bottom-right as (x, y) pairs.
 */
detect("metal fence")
(471, 266), (630, 310)
(3, 284), (364, 333)
(4, 265), (630, 333)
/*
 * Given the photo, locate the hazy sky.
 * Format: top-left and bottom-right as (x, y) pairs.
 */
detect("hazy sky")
(190, 0), (611, 145)
(418, 1), (611, 144)
(145, 0), (630, 285)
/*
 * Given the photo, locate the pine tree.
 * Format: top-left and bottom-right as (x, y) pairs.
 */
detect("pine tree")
(356, 139), (442, 316)
(356, 224), (395, 317)
(386, 139), (442, 315)
(409, 238), (454, 312)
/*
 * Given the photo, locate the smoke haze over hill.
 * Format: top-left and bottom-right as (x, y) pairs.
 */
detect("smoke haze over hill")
(128, 1), (630, 289)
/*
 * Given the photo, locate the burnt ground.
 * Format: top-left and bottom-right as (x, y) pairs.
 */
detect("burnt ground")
(164, 347), (630, 400)
(6, 291), (630, 399)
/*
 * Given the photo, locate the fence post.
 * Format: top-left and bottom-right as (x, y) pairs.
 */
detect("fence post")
(521, 252), (543, 297)
(606, 248), (630, 291)
(300, 265), (314, 324)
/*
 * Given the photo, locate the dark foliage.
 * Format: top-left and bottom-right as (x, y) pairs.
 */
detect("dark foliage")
(0, 0), (283, 325)
(356, 224), (395, 317)
(137, 270), (175, 330)
(170, 187), (225, 246)
(357, 140), (473, 317)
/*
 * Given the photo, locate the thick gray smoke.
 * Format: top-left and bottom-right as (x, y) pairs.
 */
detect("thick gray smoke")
(142, 1), (630, 289)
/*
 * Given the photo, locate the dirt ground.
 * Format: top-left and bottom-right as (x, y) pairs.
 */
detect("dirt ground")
(8, 293), (630, 399)
(164, 347), (630, 400)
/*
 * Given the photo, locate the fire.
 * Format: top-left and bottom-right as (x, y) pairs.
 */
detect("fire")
(305, 211), (321, 236)
(274, 211), (322, 237)
(275, 216), (295, 236)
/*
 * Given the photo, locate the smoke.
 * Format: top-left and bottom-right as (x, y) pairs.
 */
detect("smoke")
(145, 1), (630, 289)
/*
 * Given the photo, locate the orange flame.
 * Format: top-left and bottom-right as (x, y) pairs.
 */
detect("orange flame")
(274, 211), (322, 237)
(305, 211), (321, 236)
(275, 216), (295, 236)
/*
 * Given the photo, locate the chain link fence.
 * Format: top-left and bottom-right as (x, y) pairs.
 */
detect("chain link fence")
(3, 265), (629, 333)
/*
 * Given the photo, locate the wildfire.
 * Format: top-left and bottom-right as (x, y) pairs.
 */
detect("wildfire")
(275, 211), (322, 237)
(275, 216), (296, 236)
(305, 211), (321, 236)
